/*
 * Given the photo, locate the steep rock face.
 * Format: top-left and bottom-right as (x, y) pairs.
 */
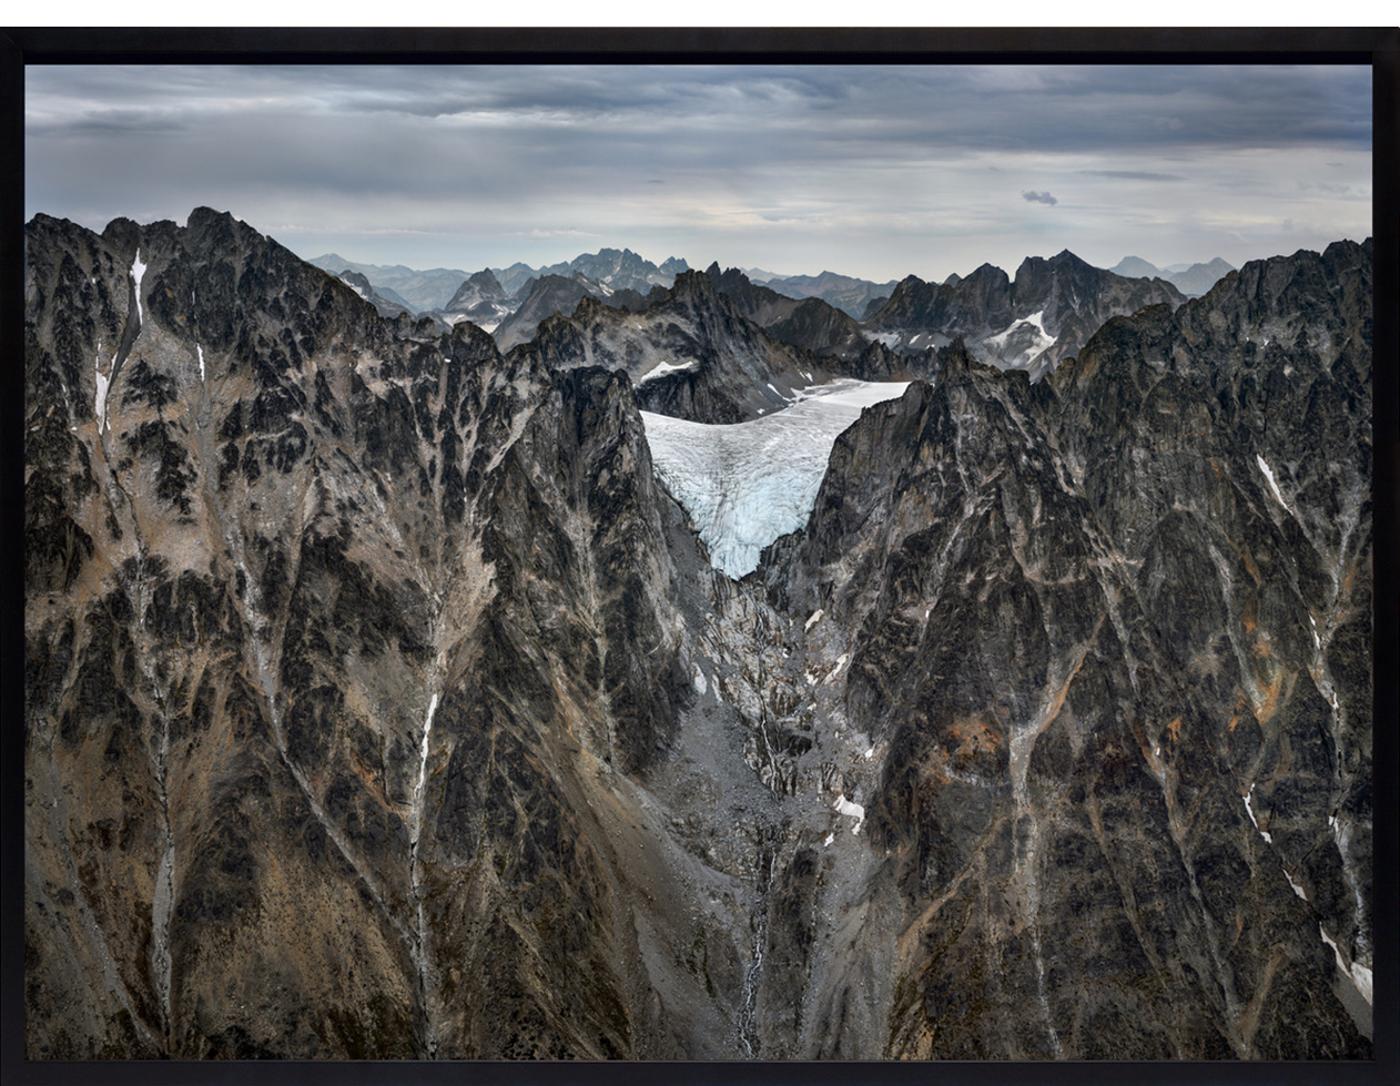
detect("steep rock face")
(24, 209), (699, 1059)
(754, 240), (1372, 1058)
(704, 263), (883, 364)
(516, 271), (833, 424)
(765, 299), (869, 361)
(492, 274), (597, 351)
(867, 251), (1186, 378)
(703, 263), (804, 327)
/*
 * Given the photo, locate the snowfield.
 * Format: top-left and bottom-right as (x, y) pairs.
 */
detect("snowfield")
(984, 308), (1056, 367)
(638, 359), (701, 383)
(642, 379), (911, 577)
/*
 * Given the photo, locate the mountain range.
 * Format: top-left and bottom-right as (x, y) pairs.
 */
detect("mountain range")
(307, 253), (471, 312)
(863, 251), (1187, 381)
(312, 247), (1236, 368)
(25, 206), (1373, 1061)
(1110, 255), (1236, 297)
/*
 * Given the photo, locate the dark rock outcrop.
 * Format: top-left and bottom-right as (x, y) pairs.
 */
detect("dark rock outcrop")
(516, 270), (834, 423)
(867, 250), (1187, 378)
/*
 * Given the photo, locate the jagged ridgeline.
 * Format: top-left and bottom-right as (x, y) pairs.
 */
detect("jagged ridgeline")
(25, 208), (1373, 1060)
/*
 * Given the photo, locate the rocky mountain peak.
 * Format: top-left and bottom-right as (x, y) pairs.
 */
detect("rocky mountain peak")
(668, 267), (721, 303)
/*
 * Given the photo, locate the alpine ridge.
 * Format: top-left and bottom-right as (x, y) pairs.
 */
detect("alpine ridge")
(24, 207), (1373, 1062)
(865, 250), (1186, 379)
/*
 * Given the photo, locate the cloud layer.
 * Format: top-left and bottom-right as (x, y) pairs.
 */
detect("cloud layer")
(25, 64), (1372, 281)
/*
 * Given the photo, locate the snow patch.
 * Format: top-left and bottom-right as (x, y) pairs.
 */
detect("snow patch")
(1243, 784), (1273, 844)
(1256, 454), (1289, 510)
(642, 380), (910, 577)
(196, 344), (205, 381)
(984, 309), (1056, 366)
(638, 359), (701, 384)
(419, 695), (439, 782)
(1284, 869), (1308, 901)
(833, 794), (865, 834)
(131, 250), (147, 324)
(804, 609), (823, 632)
(692, 664), (708, 696)
(93, 349), (110, 431)
(1320, 925), (1372, 1006)
(861, 331), (902, 348)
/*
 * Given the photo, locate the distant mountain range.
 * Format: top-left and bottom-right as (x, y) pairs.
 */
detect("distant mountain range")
(311, 248), (691, 314)
(521, 248), (689, 297)
(316, 244), (1221, 387)
(759, 270), (901, 318)
(305, 243), (1255, 405)
(312, 246), (1234, 334)
(1109, 255), (1236, 297)
(332, 269), (416, 320)
(308, 253), (471, 311)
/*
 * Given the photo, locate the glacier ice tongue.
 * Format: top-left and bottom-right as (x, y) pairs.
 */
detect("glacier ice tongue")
(641, 379), (910, 578)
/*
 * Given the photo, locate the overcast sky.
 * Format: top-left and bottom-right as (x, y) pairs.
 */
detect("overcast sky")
(26, 64), (1371, 282)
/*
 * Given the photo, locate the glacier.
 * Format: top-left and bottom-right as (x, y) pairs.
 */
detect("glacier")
(641, 379), (910, 578)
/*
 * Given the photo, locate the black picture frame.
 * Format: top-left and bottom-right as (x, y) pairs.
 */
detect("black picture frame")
(2, 26), (1396, 1086)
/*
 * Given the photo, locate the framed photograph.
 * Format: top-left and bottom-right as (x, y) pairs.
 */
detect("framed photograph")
(4, 26), (1396, 1085)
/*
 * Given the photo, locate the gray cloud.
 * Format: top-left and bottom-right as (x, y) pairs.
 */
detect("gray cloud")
(1079, 170), (1186, 182)
(1022, 191), (1059, 206)
(24, 64), (1372, 281)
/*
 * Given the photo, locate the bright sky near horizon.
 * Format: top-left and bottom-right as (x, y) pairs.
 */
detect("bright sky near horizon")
(25, 64), (1372, 282)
